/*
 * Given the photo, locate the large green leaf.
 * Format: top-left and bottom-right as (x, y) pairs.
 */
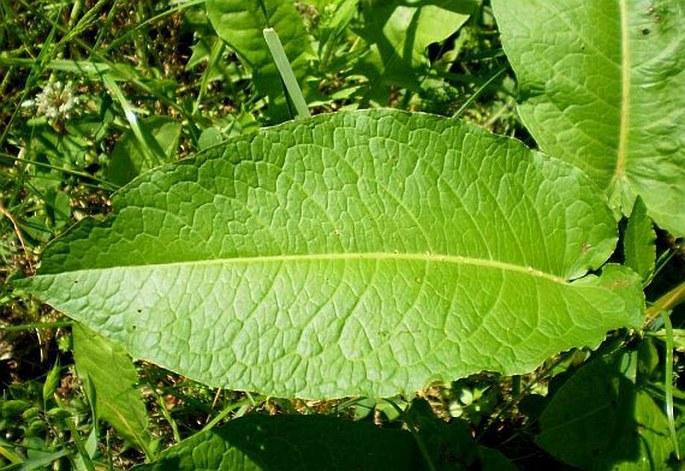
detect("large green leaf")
(135, 414), (417, 471)
(206, 0), (314, 121)
(536, 349), (683, 469)
(536, 351), (640, 469)
(136, 407), (514, 471)
(492, 0), (685, 236)
(16, 110), (643, 399)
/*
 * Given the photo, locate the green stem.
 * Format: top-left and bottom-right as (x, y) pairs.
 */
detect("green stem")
(0, 321), (73, 332)
(661, 311), (681, 461)
(202, 396), (253, 432)
(452, 65), (507, 119)
(263, 28), (311, 119)
(155, 391), (181, 444)
(385, 399), (437, 471)
(645, 280), (685, 326)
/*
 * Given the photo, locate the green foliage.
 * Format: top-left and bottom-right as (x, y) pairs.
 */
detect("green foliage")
(536, 351), (640, 469)
(537, 345), (684, 469)
(135, 414), (416, 471)
(493, 0), (685, 236)
(72, 323), (153, 455)
(108, 116), (182, 186)
(134, 400), (516, 471)
(16, 110), (644, 399)
(1, 0), (683, 469)
(354, 0), (477, 102)
(623, 197), (656, 282)
(206, 0), (315, 121)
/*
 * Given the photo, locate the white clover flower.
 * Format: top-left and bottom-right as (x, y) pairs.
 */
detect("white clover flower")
(28, 80), (81, 121)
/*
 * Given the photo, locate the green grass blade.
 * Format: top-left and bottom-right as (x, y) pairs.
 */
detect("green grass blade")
(263, 27), (311, 119)
(661, 311), (681, 461)
(452, 65), (507, 119)
(101, 74), (166, 170)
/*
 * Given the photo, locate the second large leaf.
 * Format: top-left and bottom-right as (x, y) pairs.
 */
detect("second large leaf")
(492, 0), (685, 236)
(17, 110), (643, 399)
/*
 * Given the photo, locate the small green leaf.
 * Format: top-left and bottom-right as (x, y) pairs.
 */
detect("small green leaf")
(72, 323), (152, 454)
(492, 0), (685, 236)
(42, 361), (61, 403)
(108, 116), (182, 186)
(206, 0), (314, 121)
(623, 197), (656, 282)
(17, 110), (644, 399)
(356, 0), (477, 100)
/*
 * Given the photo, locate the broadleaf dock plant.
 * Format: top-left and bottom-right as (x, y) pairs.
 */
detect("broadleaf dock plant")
(3, 0), (684, 469)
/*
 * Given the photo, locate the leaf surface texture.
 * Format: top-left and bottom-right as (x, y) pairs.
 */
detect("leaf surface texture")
(493, 0), (685, 236)
(18, 110), (643, 399)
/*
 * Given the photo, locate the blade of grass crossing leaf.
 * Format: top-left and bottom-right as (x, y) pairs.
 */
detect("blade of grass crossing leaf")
(9, 449), (70, 470)
(0, 152), (118, 190)
(0, 443), (24, 465)
(201, 396), (254, 432)
(0, 57), (112, 75)
(263, 28), (311, 119)
(661, 311), (681, 460)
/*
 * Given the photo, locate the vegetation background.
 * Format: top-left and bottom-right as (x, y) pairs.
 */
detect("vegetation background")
(0, 0), (683, 469)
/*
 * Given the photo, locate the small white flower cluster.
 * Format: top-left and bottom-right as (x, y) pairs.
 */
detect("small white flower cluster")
(22, 81), (81, 121)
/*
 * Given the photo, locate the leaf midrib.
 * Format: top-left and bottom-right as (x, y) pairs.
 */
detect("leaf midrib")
(616, 0), (630, 181)
(44, 252), (569, 285)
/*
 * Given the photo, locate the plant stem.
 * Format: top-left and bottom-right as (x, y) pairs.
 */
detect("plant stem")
(0, 321), (73, 332)
(0, 202), (32, 272)
(385, 399), (438, 471)
(202, 396), (253, 432)
(661, 311), (680, 460)
(263, 28), (311, 119)
(645, 280), (685, 326)
(452, 65), (507, 119)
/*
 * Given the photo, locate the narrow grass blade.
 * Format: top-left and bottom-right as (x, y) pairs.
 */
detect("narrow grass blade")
(263, 27), (311, 119)
(661, 311), (681, 461)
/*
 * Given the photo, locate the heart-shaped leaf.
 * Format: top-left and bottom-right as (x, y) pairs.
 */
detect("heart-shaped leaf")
(492, 0), (685, 236)
(16, 110), (643, 399)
